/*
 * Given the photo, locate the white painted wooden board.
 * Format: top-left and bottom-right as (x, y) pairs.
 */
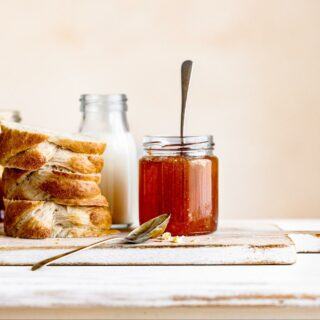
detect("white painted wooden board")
(224, 220), (320, 253)
(273, 219), (320, 253)
(0, 255), (320, 318)
(0, 221), (296, 265)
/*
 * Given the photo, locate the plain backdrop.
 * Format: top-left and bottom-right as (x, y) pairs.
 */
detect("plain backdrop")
(0, 0), (319, 219)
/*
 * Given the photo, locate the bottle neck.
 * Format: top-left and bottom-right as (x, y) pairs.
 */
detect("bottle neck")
(0, 110), (21, 122)
(80, 109), (129, 134)
(79, 94), (129, 135)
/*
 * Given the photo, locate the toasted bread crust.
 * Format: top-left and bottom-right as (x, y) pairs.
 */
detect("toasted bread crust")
(0, 123), (106, 168)
(2, 168), (102, 201)
(40, 178), (100, 199)
(17, 217), (52, 239)
(66, 154), (104, 174)
(89, 206), (112, 227)
(3, 199), (44, 237)
(6, 148), (47, 170)
(0, 125), (48, 163)
(2, 169), (29, 196)
(4, 199), (112, 239)
(47, 170), (101, 182)
(4, 142), (104, 173)
(49, 137), (106, 155)
(54, 195), (108, 207)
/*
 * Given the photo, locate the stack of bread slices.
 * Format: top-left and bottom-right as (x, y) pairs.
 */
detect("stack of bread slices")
(0, 122), (111, 238)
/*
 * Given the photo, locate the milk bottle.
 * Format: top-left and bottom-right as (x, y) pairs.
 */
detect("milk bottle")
(79, 94), (138, 228)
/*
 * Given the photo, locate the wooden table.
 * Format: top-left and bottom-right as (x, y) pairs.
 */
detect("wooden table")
(0, 220), (319, 320)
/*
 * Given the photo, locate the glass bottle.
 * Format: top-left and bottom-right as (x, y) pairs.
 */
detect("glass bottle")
(0, 110), (22, 220)
(139, 135), (218, 236)
(79, 94), (138, 228)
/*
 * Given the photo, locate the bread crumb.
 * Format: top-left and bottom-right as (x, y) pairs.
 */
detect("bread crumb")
(161, 232), (172, 241)
(172, 236), (184, 243)
(159, 233), (185, 243)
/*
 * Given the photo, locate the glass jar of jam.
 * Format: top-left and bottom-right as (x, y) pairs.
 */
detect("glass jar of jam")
(139, 136), (218, 236)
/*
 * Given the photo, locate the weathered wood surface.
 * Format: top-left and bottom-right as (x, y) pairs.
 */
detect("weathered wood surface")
(272, 219), (320, 253)
(0, 255), (319, 319)
(0, 221), (319, 319)
(0, 221), (296, 265)
(2, 306), (320, 320)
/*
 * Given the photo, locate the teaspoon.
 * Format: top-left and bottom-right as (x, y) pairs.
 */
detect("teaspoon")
(31, 214), (170, 271)
(180, 60), (193, 140)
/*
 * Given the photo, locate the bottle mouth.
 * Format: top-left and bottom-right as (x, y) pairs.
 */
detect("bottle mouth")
(80, 94), (127, 112)
(143, 135), (214, 152)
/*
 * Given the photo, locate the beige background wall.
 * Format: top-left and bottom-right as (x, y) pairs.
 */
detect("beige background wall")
(0, 0), (319, 218)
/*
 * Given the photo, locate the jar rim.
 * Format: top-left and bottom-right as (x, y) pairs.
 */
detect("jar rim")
(143, 135), (214, 151)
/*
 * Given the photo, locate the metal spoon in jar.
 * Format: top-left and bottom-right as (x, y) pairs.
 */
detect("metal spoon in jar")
(31, 214), (170, 271)
(180, 60), (193, 140)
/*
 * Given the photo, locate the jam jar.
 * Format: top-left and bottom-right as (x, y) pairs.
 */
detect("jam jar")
(139, 136), (218, 236)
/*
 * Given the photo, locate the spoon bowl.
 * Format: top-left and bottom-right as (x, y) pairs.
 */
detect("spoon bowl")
(126, 214), (170, 244)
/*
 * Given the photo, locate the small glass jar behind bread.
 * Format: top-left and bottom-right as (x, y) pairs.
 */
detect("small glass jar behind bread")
(0, 110), (21, 220)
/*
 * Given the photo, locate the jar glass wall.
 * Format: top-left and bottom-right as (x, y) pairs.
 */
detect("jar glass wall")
(139, 136), (218, 236)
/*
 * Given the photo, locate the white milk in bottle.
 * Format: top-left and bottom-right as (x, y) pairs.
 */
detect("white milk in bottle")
(79, 94), (138, 228)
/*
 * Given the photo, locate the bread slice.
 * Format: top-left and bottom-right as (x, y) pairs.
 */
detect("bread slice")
(2, 168), (103, 202)
(54, 195), (108, 207)
(4, 199), (112, 239)
(0, 122), (106, 166)
(3, 141), (104, 173)
(4, 199), (55, 238)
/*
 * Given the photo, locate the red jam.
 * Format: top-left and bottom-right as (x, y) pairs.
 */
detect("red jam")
(139, 155), (218, 236)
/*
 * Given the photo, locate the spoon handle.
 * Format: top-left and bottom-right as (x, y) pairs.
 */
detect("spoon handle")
(31, 237), (125, 271)
(180, 60), (193, 139)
